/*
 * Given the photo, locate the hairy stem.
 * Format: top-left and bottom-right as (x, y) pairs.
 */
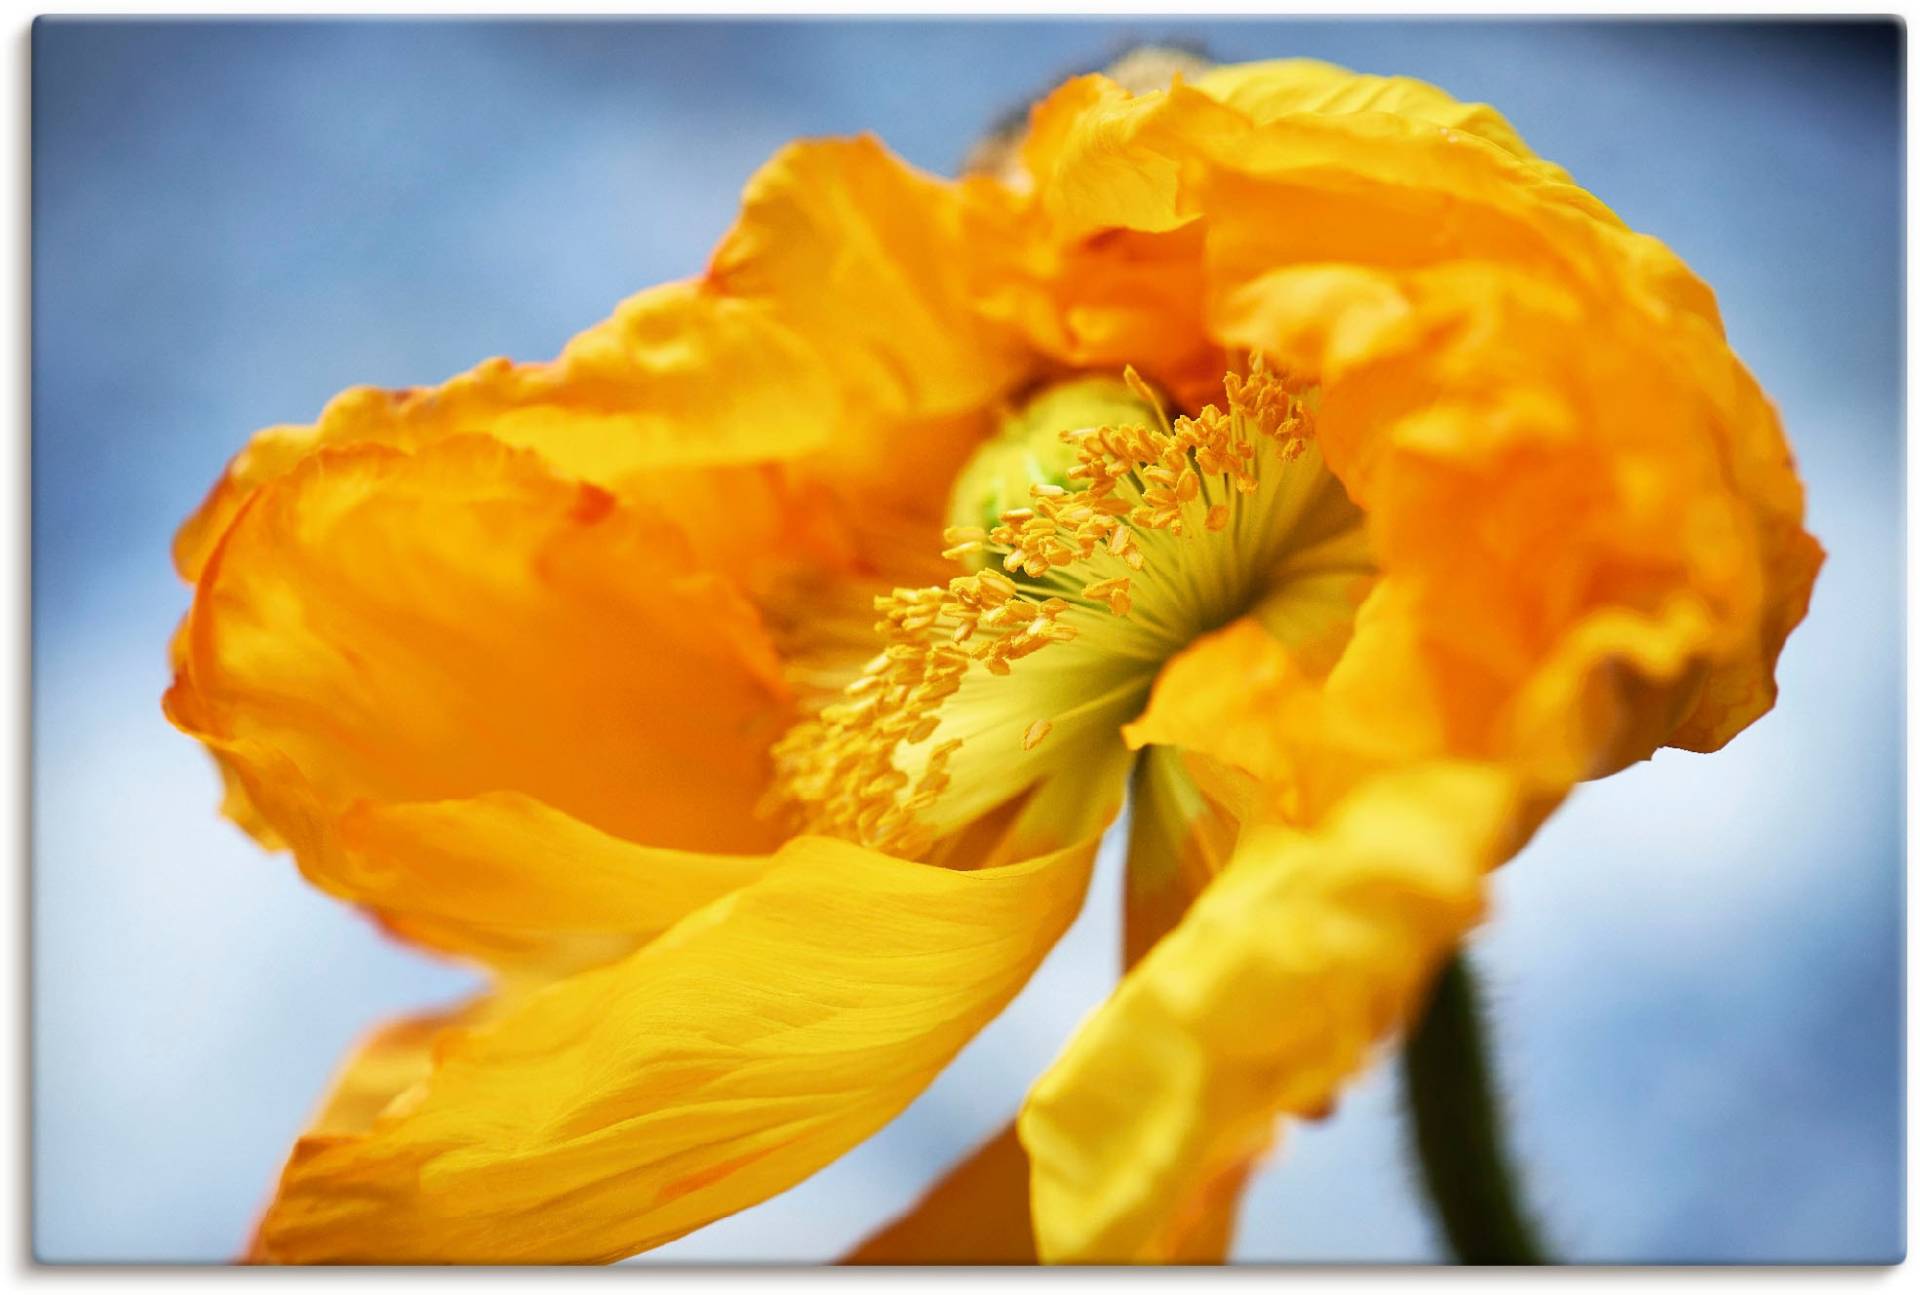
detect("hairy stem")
(1402, 953), (1549, 1265)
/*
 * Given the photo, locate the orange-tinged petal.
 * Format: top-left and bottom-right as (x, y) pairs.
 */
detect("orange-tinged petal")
(1189, 59), (1554, 170)
(1023, 75), (1705, 322)
(168, 616), (284, 851)
(181, 134), (1044, 593)
(302, 998), (499, 1141)
(174, 435), (788, 850)
(1123, 609), (1382, 829)
(844, 1114), (1253, 1265)
(1126, 70), (1815, 770)
(250, 832), (1098, 1264)
(844, 1122), (1037, 1265)
(1020, 762), (1521, 1263)
(1021, 73), (1209, 237)
(1668, 516), (1824, 752)
(705, 136), (1041, 526)
(1151, 1157), (1260, 1264)
(175, 281), (845, 583)
(1122, 746), (1236, 970)
(968, 214), (1222, 397)
(709, 135), (1028, 427)
(1217, 257), (1815, 779)
(1041, 54), (1584, 232)
(168, 436), (794, 962)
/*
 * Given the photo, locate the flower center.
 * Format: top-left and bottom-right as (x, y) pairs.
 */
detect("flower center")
(769, 361), (1368, 857)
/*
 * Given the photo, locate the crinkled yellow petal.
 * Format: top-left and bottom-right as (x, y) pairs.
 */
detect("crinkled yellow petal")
(1025, 75), (1698, 319)
(970, 81), (1219, 394)
(167, 435), (793, 964)
(1008, 66), (1816, 773)
(1019, 762), (1521, 1263)
(1189, 59), (1561, 175)
(999, 59), (1710, 426)
(1217, 257), (1816, 781)
(249, 832), (1098, 1264)
(964, 173), (1221, 392)
(181, 133), (1040, 591)
(174, 281), (845, 583)
(709, 135), (1027, 429)
(844, 1122), (1038, 1265)
(167, 615), (283, 850)
(702, 135), (1059, 544)
(174, 435), (789, 851)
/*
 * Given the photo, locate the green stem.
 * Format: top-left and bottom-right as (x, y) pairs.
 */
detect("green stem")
(1402, 953), (1549, 1265)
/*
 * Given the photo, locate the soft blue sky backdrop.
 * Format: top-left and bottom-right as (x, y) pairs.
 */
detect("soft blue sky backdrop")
(32, 18), (1902, 1263)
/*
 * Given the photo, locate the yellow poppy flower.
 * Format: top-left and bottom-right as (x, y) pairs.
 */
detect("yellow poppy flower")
(167, 55), (1819, 1265)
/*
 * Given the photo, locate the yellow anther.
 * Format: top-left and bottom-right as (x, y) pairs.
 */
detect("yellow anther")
(976, 570), (1016, 601)
(772, 360), (1318, 857)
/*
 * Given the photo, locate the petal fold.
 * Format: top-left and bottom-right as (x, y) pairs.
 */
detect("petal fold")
(168, 436), (793, 963)
(709, 135), (1027, 427)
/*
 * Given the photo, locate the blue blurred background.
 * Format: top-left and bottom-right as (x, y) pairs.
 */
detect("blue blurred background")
(31, 18), (1902, 1264)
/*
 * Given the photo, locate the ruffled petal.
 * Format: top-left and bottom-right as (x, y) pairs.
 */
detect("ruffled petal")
(180, 135), (1041, 590)
(1019, 762), (1521, 1263)
(168, 436), (794, 962)
(175, 281), (847, 584)
(1001, 64), (1815, 777)
(1025, 76), (1699, 320)
(1189, 59), (1562, 174)
(702, 137), (1044, 542)
(1219, 258), (1815, 783)
(709, 135), (1028, 430)
(250, 833), (1098, 1264)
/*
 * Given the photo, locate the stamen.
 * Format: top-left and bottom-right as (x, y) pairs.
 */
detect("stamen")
(768, 359), (1329, 855)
